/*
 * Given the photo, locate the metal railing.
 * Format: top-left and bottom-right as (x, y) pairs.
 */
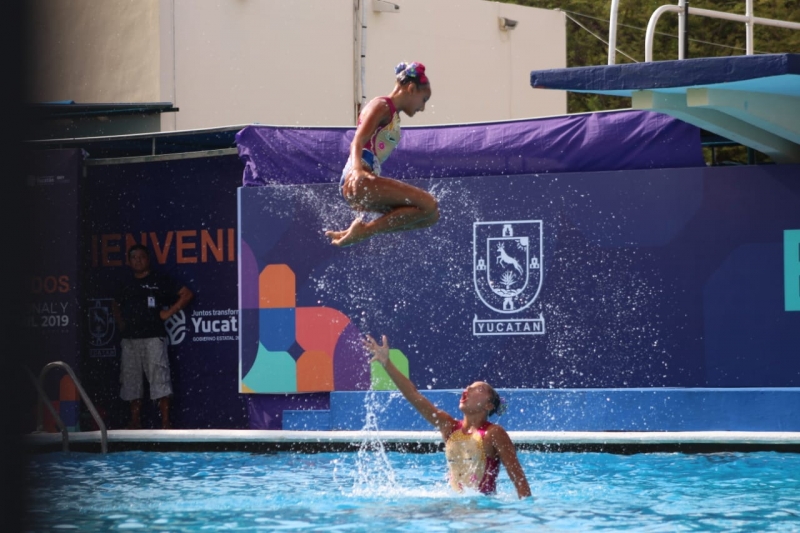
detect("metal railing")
(30, 361), (108, 453)
(607, 0), (800, 64)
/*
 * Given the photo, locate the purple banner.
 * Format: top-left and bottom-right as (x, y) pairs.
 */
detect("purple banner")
(81, 155), (248, 430)
(236, 110), (704, 186)
(21, 149), (83, 430)
(239, 164), (800, 427)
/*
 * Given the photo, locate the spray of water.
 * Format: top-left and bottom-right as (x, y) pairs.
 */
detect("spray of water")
(350, 388), (399, 497)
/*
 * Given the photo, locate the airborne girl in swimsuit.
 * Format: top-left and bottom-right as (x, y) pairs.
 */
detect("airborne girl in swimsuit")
(325, 62), (440, 247)
(363, 334), (532, 498)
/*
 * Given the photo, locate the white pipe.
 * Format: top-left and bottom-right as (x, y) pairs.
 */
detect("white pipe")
(745, 0), (754, 55)
(645, 5), (680, 62)
(361, 0), (367, 106)
(645, 3), (800, 62)
(677, 0), (685, 60)
(608, 0), (620, 65)
(353, 0), (361, 123)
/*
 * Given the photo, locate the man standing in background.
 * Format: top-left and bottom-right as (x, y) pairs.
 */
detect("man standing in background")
(112, 244), (193, 429)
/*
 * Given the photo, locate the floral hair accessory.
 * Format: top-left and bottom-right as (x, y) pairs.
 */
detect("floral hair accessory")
(395, 61), (429, 85)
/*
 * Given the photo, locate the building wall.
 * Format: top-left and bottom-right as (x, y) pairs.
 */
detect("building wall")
(27, 0), (566, 131)
(26, 0), (161, 103)
(362, 0), (566, 125)
(164, 0), (356, 130)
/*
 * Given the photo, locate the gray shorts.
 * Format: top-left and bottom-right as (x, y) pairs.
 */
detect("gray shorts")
(120, 337), (173, 401)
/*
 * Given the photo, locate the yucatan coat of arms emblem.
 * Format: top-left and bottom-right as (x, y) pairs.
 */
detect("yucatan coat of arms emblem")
(473, 220), (545, 335)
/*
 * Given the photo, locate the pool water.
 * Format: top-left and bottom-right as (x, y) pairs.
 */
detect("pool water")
(25, 450), (800, 531)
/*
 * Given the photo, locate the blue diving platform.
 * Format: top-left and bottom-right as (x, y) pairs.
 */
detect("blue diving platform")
(530, 53), (800, 163)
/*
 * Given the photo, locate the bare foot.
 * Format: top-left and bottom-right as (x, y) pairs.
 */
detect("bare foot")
(325, 219), (371, 247)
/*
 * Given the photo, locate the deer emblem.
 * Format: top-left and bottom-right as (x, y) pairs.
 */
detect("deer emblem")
(496, 243), (524, 275)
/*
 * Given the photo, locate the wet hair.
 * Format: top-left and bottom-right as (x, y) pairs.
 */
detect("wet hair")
(395, 61), (429, 87)
(485, 383), (507, 417)
(127, 244), (149, 258)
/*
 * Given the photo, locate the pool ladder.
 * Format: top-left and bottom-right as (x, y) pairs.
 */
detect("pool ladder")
(26, 361), (108, 453)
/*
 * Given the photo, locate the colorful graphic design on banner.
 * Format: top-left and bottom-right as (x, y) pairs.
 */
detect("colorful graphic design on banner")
(239, 258), (397, 394)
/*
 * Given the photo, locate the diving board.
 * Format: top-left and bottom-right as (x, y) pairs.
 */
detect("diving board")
(530, 53), (800, 163)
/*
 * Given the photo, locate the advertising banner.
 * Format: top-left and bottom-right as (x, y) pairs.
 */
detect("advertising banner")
(239, 164), (800, 397)
(21, 149), (83, 429)
(82, 155), (247, 429)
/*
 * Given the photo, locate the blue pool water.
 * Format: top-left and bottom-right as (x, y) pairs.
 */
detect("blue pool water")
(26, 450), (800, 531)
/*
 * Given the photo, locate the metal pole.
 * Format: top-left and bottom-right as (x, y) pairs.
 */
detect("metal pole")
(608, 0), (620, 65)
(683, 2), (690, 59)
(745, 0), (754, 55)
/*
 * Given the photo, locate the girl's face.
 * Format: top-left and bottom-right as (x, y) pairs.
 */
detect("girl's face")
(459, 381), (493, 414)
(404, 84), (431, 117)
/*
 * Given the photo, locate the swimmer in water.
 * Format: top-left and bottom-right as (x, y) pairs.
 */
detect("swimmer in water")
(325, 62), (440, 247)
(363, 334), (532, 498)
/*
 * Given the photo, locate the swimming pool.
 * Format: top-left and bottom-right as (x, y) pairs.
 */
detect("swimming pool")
(25, 449), (800, 531)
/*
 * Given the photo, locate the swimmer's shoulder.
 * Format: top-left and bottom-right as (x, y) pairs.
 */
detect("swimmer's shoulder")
(361, 97), (394, 124)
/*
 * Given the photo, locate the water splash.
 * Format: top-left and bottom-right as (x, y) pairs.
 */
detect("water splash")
(351, 388), (398, 497)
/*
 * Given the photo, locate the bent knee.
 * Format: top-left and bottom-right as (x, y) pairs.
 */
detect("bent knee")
(428, 205), (440, 224)
(419, 199), (440, 227)
(420, 195), (439, 216)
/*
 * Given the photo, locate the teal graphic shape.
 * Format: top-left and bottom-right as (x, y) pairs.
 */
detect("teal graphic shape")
(242, 343), (296, 392)
(785, 230), (800, 311)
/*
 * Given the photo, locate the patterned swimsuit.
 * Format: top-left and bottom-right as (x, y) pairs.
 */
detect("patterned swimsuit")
(340, 97), (401, 191)
(445, 421), (500, 494)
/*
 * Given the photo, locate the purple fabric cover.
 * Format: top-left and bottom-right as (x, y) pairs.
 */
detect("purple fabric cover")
(247, 393), (330, 430)
(236, 110), (704, 186)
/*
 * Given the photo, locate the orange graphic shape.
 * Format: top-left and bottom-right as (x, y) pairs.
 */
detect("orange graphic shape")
(60, 375), (79, 401)
(296, 307), (350, 356)
(259, 264), (296, 308)
(296, 350), (334, 392)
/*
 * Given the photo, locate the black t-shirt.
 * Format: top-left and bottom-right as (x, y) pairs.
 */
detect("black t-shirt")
(115, 270), (181, 339)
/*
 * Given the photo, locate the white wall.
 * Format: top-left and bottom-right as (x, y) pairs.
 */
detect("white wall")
(28, 0), (566, 132)
(26, 0), (161, 103)
(165, 0), (355, 130)
(363, 0), (566, 125)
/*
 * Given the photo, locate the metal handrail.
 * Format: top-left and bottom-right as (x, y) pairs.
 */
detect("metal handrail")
(35, 361), (108, 453)
(608, 0), (800, 64)
(25, 367), (69, 452)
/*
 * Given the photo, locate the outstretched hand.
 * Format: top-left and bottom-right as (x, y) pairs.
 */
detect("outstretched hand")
(363, 334), (390, 365)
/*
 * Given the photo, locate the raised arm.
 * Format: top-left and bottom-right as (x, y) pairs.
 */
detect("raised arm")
(363, 334), (456, 433)
(488, 425), (532, 499)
